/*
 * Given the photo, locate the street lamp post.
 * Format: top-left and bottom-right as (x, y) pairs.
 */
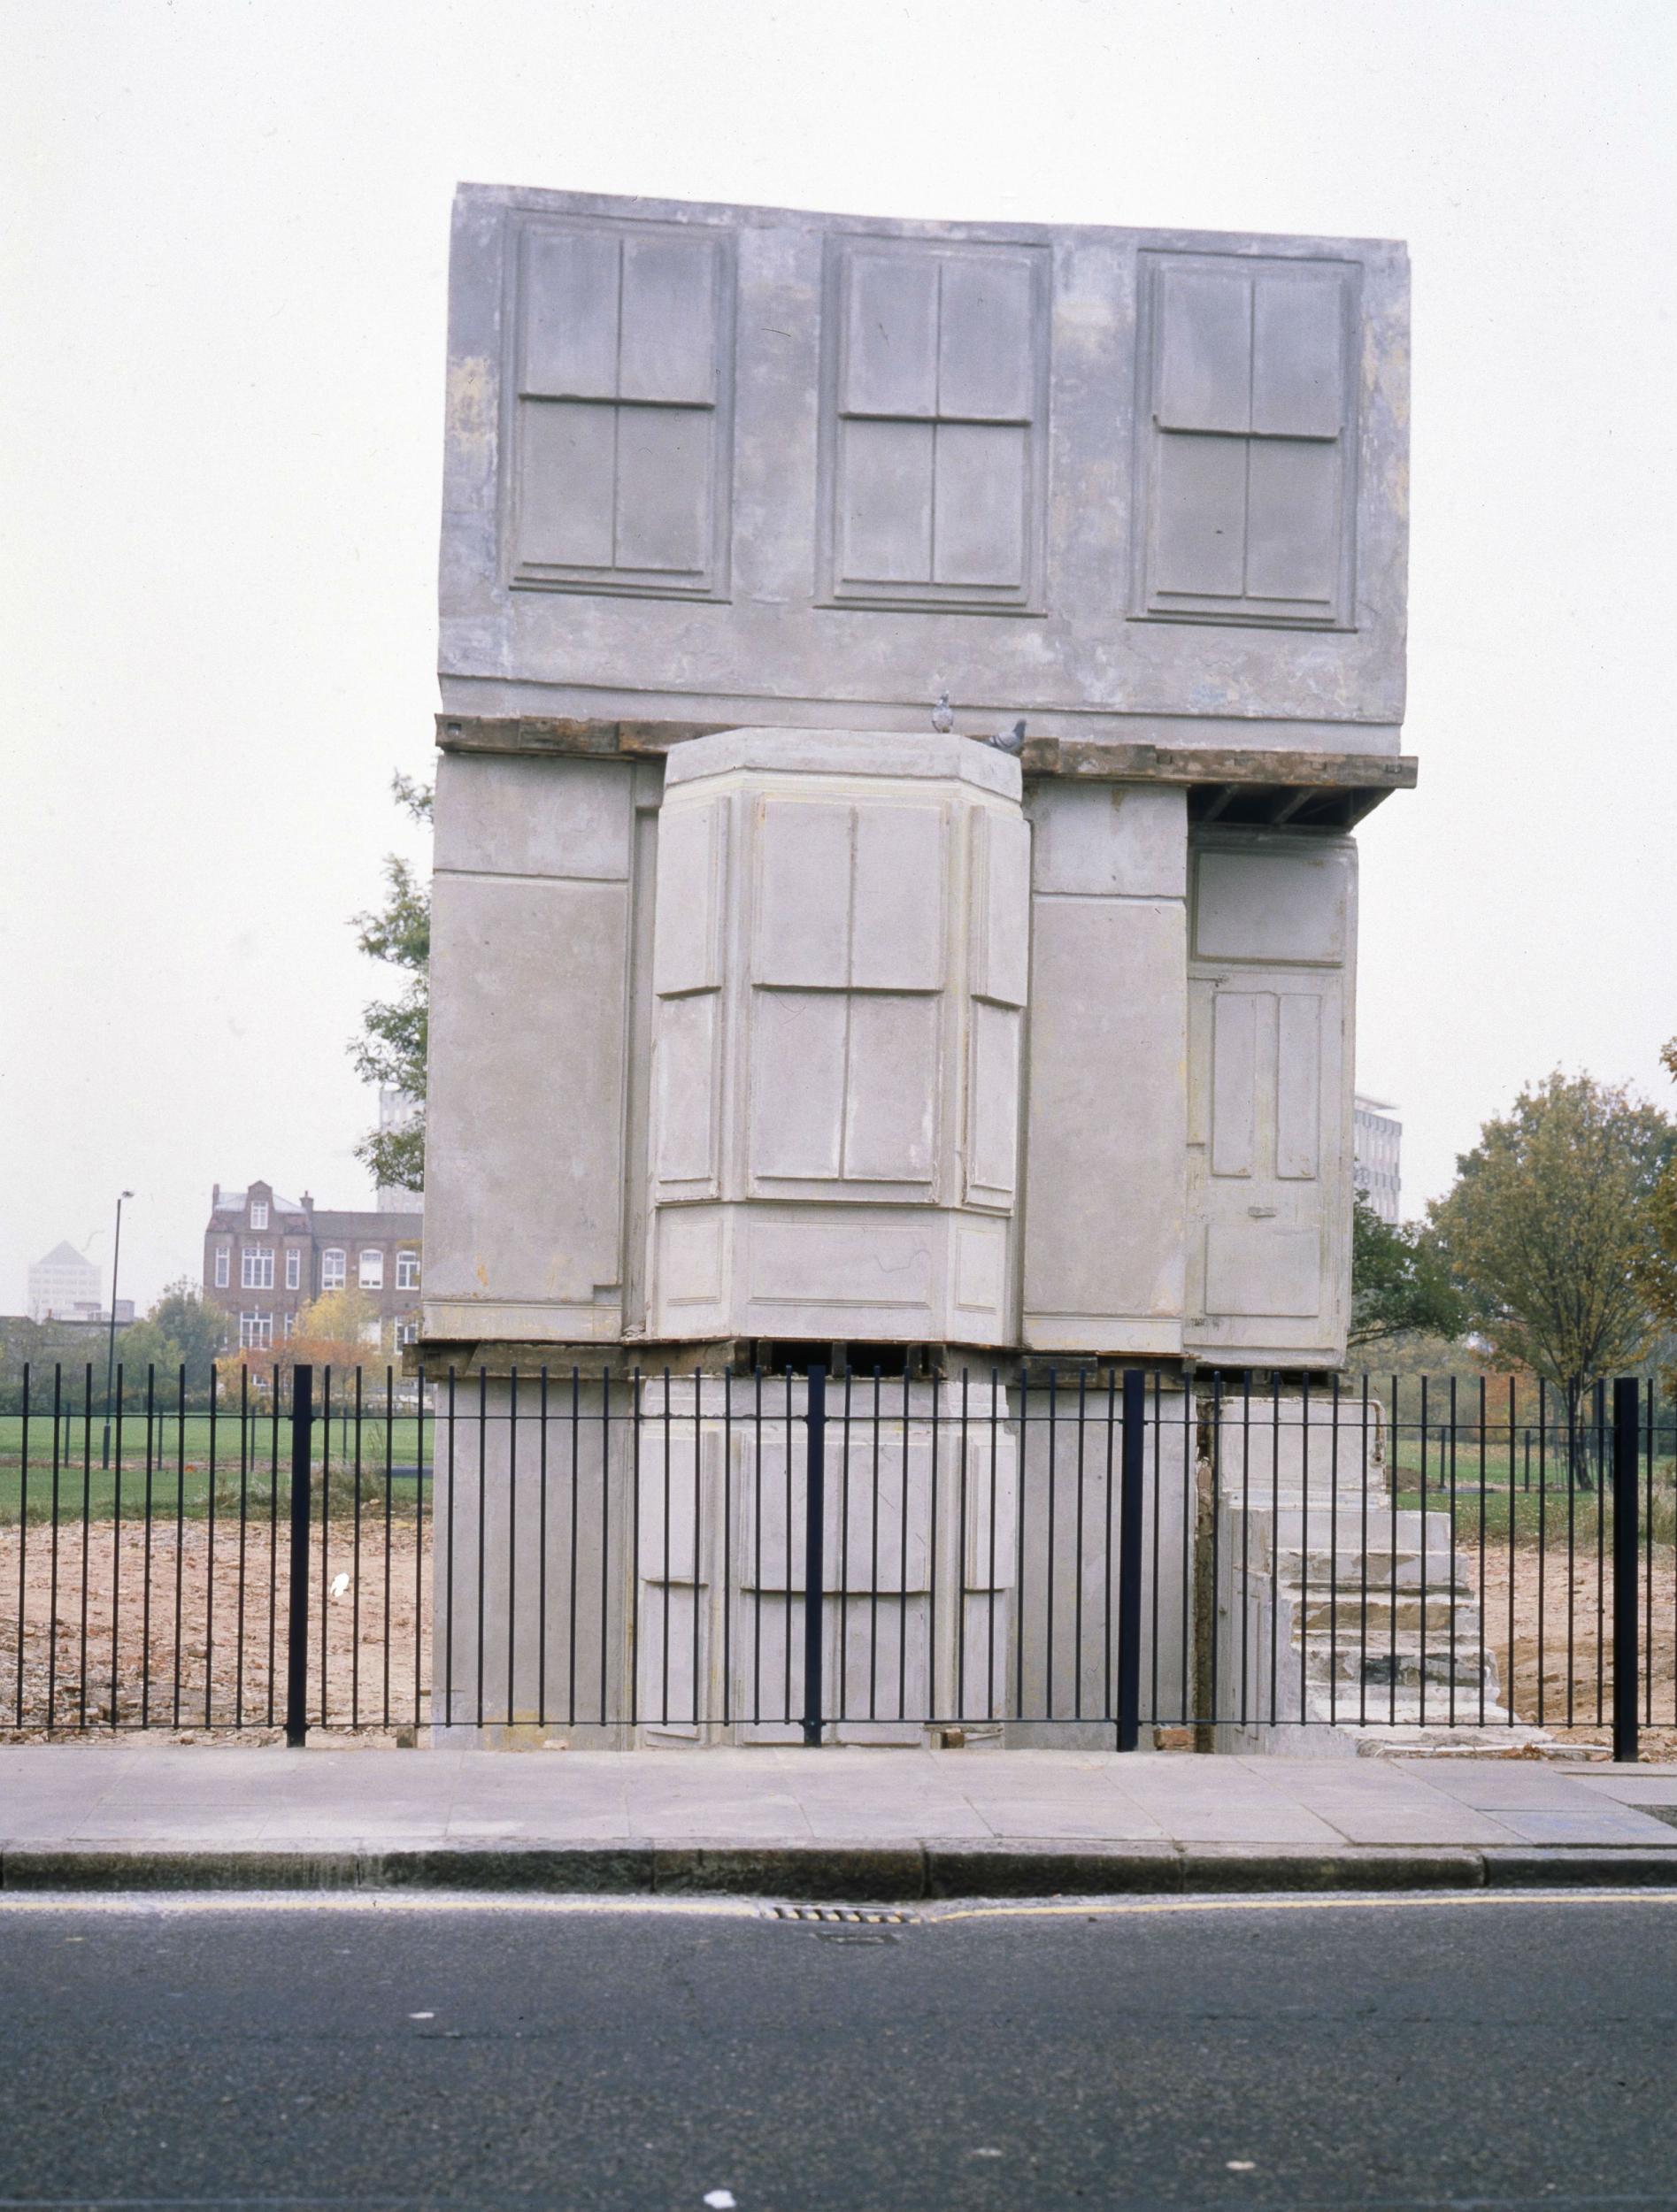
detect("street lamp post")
(100, 1190), (134, 1471)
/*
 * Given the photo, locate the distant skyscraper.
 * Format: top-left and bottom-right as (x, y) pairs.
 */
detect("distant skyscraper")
(27, 1241), (101, 1321)
(375, 1088), (424, 1215)
(1352, 1096), (1403, 1225)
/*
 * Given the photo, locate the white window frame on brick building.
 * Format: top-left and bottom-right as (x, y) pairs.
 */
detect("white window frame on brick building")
(396, 1249), (420, 1290)
(250, 1200), (269, 1230)
(213, 1246), (230, 1288)
(239, 1311), (273, 1349)
(396, 1317), (419, 1347)
(242, 1247), (274, 1291)
(359, 1249), (384, 1290)
(321, 1248), (346, 1290)
(285, 1248), (301, 1291)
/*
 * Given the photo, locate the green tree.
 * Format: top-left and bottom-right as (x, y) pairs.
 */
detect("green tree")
(0, 1317), (51, 1413)
(350, 772), (431, 1193)
(1429, 1071), (1673, 1484)
(116, 1281), (235, 1405)
(292, 1287), (382, 1364)
(1635, 1035), (1677, 1404)
(1349, 1194), (1465, 1350)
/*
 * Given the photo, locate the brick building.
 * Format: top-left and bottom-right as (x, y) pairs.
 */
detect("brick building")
(202, 1179), (422, 1354)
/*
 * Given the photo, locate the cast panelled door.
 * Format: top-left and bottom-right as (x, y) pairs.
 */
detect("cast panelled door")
(1185, 837), (1355, 1361)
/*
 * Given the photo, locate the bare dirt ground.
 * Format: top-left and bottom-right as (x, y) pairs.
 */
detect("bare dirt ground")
(6, 1516), (1674, 1759)
(0, 1514), (428, 1739)
(1462, 1538), (1677, 1759)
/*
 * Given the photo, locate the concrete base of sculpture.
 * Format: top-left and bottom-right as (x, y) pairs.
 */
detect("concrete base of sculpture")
(428, 1373), (1196, 1747)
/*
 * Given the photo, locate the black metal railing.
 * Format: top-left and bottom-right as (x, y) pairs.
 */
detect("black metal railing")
(2, 1363), (1670, 1756)
(2, 1363), (427, 1739)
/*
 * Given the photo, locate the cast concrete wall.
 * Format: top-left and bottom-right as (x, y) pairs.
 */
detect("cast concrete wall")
(1012, 1381), (1195, 1740)
(1019, 783), (1189, 1356)
(430, 1375), (637, 1742)
(429, 1374), (1197, 1747)
(423, 751), (659, 1343)
(420, 742), (1364, 1369)
(431, 1374), (1025, 1746)
(440, 186), (1408, 751)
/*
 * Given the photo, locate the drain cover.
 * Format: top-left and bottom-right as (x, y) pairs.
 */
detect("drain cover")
(769, 1904), (911, 1924)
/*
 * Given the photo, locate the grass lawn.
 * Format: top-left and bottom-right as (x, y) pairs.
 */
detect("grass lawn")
(1389, 1479), (1676, 1551)
(0, 1412), (432, 1525)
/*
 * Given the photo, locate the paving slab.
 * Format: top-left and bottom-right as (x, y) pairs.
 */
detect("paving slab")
(975, 1802), (1168, 1841)
(1253, 1769), (1531, 1847)
(1390, 1765), (1677, 1843)
(1562, 1771), (1677, 1805)
(3, 1746), (1676, 1895)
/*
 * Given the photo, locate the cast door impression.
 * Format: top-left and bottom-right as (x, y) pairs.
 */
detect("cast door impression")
(1185, 841), (1353, 1361)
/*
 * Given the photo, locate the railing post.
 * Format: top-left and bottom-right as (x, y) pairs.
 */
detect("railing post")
(801, 1363), (827, 1747)
(1612, 1375), (1640, 1766)
(285, 1363), (314, 1749)
(1116, 1368), (1146, 1752)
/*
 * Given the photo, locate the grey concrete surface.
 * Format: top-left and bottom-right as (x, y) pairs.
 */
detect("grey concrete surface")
(3, 1895), (1674, 2208)
(442, 187), (1410, 745)
(3, 1746), (1676, 1896)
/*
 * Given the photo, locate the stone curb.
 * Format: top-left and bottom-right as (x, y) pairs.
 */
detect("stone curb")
(4, 1839), (1676, 1898)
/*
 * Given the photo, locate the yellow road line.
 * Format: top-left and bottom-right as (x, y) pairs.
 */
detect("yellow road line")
(930, 1888), (1677, 1924)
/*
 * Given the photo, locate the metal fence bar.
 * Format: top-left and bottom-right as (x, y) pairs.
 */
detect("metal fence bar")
(284, 1364), (314, 1748)
(1612, 1376), (1640, 1766)
(4, 1360), (1673, 1748)
(801, 1363), (827, 1746)
(80, 1363), (94, 1727)
(1115, 1369), (1145, 1752)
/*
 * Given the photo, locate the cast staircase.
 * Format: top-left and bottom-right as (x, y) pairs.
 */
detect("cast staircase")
(1218, 1410), (1553, 1757)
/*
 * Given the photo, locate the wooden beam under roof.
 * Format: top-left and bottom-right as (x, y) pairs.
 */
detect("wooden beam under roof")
(435, 715), (1418, 823)
(1019, 736), (1418, 798)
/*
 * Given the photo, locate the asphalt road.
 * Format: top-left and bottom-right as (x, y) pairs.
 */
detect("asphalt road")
(1, 1892), (1675, 2210)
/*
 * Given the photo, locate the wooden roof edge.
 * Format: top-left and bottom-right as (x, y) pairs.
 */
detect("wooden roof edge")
(435, 713), (727, 759)
(435, 714), (1419, 795)
(1023, 740), (1419, 790)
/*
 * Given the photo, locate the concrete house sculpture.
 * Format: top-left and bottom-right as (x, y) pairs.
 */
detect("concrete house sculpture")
(419, 185), (1412, 1741)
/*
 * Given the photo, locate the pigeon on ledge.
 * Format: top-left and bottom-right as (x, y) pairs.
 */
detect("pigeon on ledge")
(987, 719), (1027, 755)
(930, 691), (954, 733)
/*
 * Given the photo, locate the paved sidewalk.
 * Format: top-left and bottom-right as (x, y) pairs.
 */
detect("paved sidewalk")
(3, 1745), (1676, 1897)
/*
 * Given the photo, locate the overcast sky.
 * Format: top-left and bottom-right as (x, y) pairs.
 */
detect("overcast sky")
(4, 0), (1674, 1316)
